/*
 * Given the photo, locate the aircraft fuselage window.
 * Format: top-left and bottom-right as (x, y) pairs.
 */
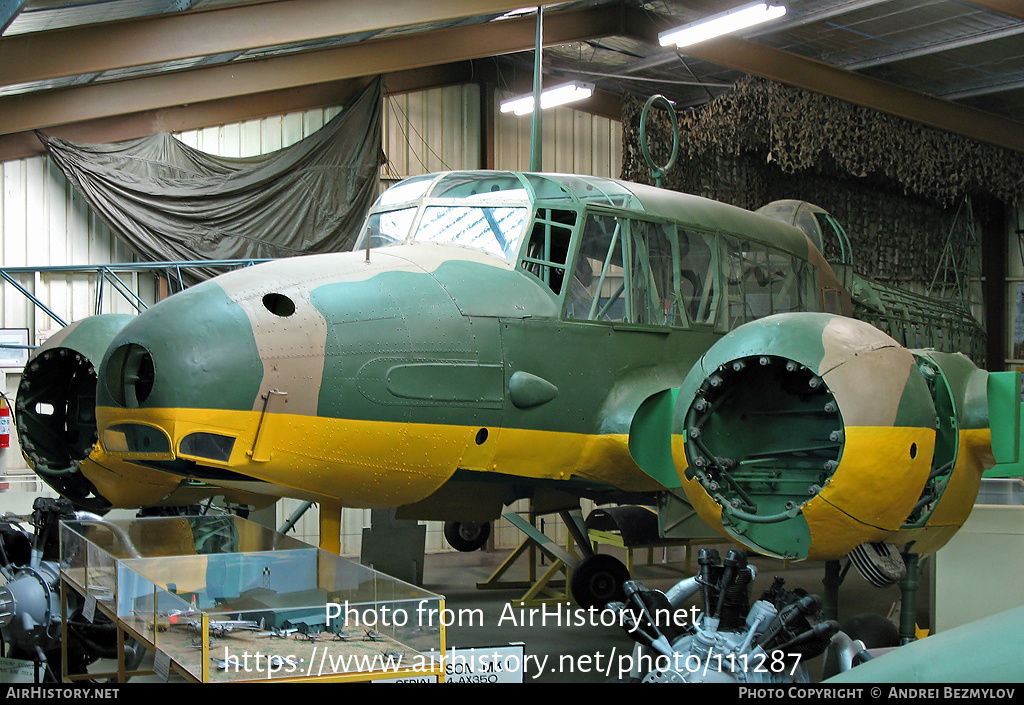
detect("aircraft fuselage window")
(567, 214), (691, 326)
(722, 235), (807, 328)
(567, 214), (628, 322)
(417, 205), (529, 261)
(679, 228), (717, 326)
(630, 220), (681, 326)
(567, 216), (809, 329)
(363, 207), (417, 248)
(521, 208), (577, 295)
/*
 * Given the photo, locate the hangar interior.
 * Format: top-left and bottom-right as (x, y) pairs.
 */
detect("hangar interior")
(0, 0), (1023, 685)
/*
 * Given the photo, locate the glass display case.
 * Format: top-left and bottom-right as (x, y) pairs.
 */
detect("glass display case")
(60, 515), (445, 682)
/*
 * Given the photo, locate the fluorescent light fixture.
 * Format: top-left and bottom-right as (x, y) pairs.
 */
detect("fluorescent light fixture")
(659, 2), (787, 48)
(492, 7), (536, 21)
(499, 81), (595, 116)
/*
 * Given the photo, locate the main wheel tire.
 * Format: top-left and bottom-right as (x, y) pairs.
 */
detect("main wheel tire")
(443, 521), (491, 552)
(841, 613), (901, 649)
(570, 554), (630, 608)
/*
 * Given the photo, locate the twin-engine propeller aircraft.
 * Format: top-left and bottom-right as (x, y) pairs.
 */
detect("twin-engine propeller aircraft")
(15, 170), (1022, 616)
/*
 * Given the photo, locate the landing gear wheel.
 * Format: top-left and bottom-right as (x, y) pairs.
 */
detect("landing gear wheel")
(444, 521), (491, 552)
(571, 554), (630, 608)
(841, 613), (900, 649)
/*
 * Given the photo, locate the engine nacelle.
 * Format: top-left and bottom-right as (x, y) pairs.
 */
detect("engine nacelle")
(16, 314), (271, 511)
(17, 314), (136, 511)
(671, 312), (994, 561)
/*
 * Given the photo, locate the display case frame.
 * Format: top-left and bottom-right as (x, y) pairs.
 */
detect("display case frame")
(59, 515), (445, 683)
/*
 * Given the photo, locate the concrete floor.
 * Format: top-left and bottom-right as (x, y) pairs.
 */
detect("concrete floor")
(419, 543), (908, 684)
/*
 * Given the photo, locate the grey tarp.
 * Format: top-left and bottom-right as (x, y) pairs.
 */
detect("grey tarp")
(38, 78), (383, 268)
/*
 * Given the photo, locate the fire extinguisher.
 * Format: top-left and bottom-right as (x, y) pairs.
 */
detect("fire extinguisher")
(0, 398), (9, 449)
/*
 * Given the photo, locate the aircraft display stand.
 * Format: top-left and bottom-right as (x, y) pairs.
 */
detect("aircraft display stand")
(475, 504), (589, 606)
(59, 515), (446, 683)
(477, 501), (707, 608)
(476, 507), (580, 607)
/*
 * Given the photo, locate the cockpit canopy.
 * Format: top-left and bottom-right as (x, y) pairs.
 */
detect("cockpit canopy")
(354, 171), (641, 264)
(356, 172), (825, 332)
(756, 200), (854, 265)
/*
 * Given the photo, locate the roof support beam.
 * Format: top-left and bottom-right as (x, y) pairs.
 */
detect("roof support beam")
(0, 63), (482, 162)
(0, 4), (621, 137)
(2, 2), (1022, 159)
(962, 1), (1024, 22)
(0, 58), (627, 163)
(0, 0), (558, 87)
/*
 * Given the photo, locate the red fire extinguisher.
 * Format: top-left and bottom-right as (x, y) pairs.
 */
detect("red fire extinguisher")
(0, 398), (9, 449)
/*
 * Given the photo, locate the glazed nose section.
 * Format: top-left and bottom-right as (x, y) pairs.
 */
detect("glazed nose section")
(97, 281), (264, 414)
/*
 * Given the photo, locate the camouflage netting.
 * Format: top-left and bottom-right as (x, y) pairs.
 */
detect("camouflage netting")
(621, 77), (1024, 288)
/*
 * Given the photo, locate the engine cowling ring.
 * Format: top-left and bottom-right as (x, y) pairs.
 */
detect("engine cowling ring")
(674, 313), (938, 560)
(16, 315), (136, 512)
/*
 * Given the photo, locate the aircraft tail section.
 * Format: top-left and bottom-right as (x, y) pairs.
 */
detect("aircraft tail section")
(985, 369), (1024, 478)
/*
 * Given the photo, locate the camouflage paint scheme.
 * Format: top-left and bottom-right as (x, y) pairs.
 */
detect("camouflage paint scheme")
(17, 171), (1019, 562)
(663, 312), (999, 560)
(17, 314), (273, 511)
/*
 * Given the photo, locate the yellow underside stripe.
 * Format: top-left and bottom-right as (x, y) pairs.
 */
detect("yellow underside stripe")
(95, 406), (662, 508)
(671, 425), (988, 560)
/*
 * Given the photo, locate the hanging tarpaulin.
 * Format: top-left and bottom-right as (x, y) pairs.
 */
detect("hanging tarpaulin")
(38, 78), (383, 264)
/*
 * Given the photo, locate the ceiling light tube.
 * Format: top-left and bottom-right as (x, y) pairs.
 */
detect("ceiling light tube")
(492, 7), (537, 21)
(659, 2), (787, 48)
(499, 81), (595, 116)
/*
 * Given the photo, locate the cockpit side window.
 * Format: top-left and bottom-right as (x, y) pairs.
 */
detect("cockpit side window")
(567, 214), (627, 322)
(630, 220), (683, 326)
(520, 209), (577, 295)
(721, 234), (807, 329)
(679, 228), (717, 326)
(363, 207), (417, 248)
(566, 214), (687, 326)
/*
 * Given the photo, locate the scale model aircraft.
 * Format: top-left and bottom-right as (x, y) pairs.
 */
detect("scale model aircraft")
(14, 170), (1022, 614)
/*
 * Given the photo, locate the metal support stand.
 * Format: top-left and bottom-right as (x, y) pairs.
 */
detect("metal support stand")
(822, 559), (843, 621)
(898, 553), (921, 644)
(476, 505), (583, 607)
(361, 508), (427, 586)
(318, 501), (342, 555)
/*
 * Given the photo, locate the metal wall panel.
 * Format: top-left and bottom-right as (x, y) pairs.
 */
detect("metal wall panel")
(382, 85), (622, 180)
(1, 157), (143, 331)
(1, 152), (139, 486)
(382, 84), (481, 178)
(175, 106), (345, 158)
(495, 90), (622, 177)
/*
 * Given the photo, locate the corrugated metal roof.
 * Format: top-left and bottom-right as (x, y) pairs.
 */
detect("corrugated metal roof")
(5, 0), (196, 35)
